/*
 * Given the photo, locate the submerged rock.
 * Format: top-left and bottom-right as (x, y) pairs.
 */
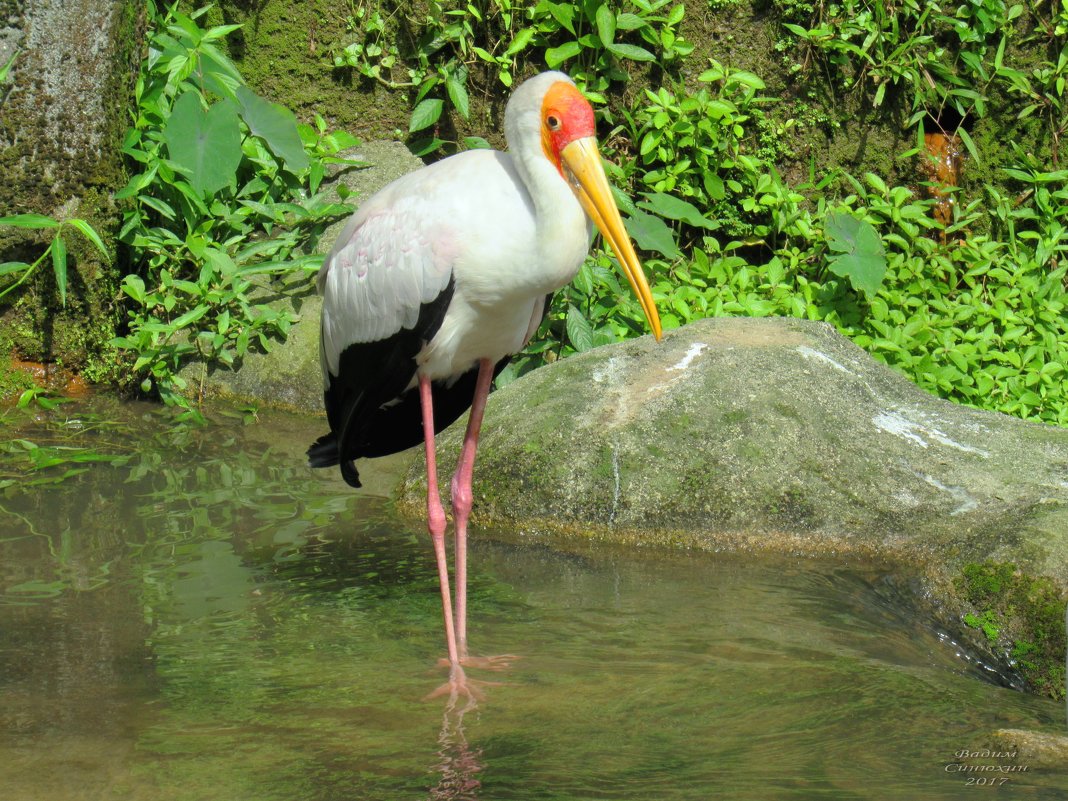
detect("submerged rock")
(398, 316), (1068, 593)
(990, 729), (1068, 770)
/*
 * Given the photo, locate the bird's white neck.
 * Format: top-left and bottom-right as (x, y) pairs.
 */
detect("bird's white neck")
(509, 142), (592, 295)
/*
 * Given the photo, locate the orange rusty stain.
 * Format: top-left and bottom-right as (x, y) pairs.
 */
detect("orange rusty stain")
(7, 355), (94, 399)
(921, 131), (963, 244)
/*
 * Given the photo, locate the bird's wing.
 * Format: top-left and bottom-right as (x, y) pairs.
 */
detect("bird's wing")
(317, 186), (460, 381)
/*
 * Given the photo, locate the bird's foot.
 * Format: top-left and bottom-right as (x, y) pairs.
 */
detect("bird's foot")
(437, 653), (520, 672)
(424, 664), (503, 703)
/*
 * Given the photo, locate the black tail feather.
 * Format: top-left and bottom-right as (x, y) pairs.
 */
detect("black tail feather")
(307, 432), (340, 467)
(340, 460), (361, 488)
(307, 431), (362, 488)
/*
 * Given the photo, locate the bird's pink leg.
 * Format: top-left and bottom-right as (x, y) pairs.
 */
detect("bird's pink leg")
(421, 373), (460, 667)
(450, 358), (495, 661)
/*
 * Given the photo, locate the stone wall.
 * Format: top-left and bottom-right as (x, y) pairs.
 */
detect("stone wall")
(0, 0), (142, 380)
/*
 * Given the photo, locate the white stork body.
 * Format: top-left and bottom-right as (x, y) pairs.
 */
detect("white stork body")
(318, 146), (590, 388)
(309, 72), (661, 686)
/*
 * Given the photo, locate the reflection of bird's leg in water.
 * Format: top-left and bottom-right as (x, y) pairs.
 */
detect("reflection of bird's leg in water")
(425, 662), (503, 704)
(427, 671), (484, 801)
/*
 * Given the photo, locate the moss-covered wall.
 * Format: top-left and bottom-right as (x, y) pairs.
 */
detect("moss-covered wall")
(208, 0), (993, 194)
(208, 1), (413, 139)
(0, 0), (143, 388)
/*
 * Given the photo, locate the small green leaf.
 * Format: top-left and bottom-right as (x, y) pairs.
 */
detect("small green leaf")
(121, 274), (146, 304)
(0, 261), (29, 276)
(506, 27), (536, 56)
(169, 304), (210, 329)
(638, 192), (717, 229)
(66, 218), (109, 259)
(615, 12), (645, 30)
(51, 233), (67, 307)
(409, 98), (444, 132)
(0, 49), (16, 83)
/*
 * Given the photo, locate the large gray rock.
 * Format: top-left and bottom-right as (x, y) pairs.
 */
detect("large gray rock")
(398, 316), (1068, 591)
(181, 140), (423, 413)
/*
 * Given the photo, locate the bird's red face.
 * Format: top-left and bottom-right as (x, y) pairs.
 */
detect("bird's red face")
(539, 80), (662, 341)
(540, 81), (596, 171)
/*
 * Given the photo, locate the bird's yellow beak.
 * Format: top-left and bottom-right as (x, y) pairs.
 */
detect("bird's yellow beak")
(560, 136), (662, 341)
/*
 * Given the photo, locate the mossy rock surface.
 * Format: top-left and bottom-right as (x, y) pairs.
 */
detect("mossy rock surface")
(398, 317), (1068, 583)
(390, 317), (1067, 694)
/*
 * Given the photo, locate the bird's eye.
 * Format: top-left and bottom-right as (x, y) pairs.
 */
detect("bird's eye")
(546, 114), (561, 131)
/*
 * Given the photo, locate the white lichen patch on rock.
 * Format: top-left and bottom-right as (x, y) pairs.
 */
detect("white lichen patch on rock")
(796, 345), (856, 376)
(667, 342), (709, 373)
(873, 410), (990, 457)
(917, 472), (980, 515)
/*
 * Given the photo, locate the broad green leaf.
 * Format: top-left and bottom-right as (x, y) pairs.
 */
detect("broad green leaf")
(506, 27), (536, 56)
(51, 233), (67, 306)
(566, 304), (594, 351)
(638, 192), (717, 229)
(235, 86), (310, 172)
(445, 70), (470, 120)
(545, 41), (582, 68)
(615, 12), (645, 30)
(607, 42), (656, 62)
(409, 98), (444, 132)
(169, 304), (209, 329)
(824, 211), (887, 298)
(409, 135), (446, 156)
(0, 213), (59, 229)
(139, 195), (177, 220)
(728, 71), (766, 91)
(595, 4), (616, 48)
(546, 2), (576, 34)
(163, 91), (242, 196)
(623, 209), (679, 259)
(121, 274), (146, 304)
(203, 247), (237, 279)
(956, 128), (980, 166)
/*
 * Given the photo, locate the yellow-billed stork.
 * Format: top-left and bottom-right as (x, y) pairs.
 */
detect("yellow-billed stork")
(308, 71), (661, 682)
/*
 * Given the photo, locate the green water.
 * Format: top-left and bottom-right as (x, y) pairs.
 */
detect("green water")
(0, 398), (1065, 800)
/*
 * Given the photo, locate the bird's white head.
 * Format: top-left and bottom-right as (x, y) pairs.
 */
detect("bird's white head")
(506, 72), (662, 341)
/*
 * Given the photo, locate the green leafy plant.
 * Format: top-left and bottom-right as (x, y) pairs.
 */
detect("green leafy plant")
(331, 0), (692, 154)
(0, 214), (109, 307)
(114, 2), (359, 414)
(823, 211), (887, 297)
(333, 0), (511, 154)
(523, 0), (692, 102)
